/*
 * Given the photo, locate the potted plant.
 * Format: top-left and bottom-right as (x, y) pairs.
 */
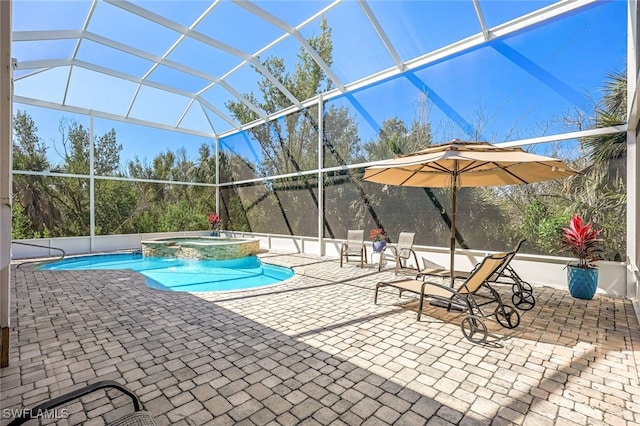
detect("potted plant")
(560, 214), (603, 300)
(370, 228), (388, 252)
(208, 212), (221, 236)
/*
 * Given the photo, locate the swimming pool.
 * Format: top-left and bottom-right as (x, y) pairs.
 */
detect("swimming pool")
(39, 253), (294, 292)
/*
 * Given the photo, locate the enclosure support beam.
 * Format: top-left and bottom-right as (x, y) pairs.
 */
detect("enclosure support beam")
(317, 96), (324, 256)
(628, 130), (639, 300)
(89, 113), (95, 252)
(215, 136), (220, 222)
(627, 0), (639, 300)
(0, 0), (13, 368)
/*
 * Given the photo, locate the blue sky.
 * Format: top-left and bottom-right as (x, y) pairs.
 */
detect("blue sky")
(12, 0), (627, 172)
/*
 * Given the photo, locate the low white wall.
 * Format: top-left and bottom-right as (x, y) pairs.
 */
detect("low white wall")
(12, 237), (90, 258)
(629, 260), (640, 301)
(362, 244), (627, 297)
(11, 231), (210, 260)
(94, 234), (142, 252)
(11, 232), (629, 298)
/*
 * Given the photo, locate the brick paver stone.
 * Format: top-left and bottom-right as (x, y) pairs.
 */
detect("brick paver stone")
(0, 255), (638, 426)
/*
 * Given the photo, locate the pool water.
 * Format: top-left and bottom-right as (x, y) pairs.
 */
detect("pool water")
(39, 253), (294, 292)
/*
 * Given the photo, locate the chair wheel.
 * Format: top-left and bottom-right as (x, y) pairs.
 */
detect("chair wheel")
(495, 305), (520, 329)
(461, 315), (488, 344)
(512, 291), (535, 311)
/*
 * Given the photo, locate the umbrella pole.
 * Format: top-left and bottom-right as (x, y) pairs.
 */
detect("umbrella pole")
(449, 181), (457, 287)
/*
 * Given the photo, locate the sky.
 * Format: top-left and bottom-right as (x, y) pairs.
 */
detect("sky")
(11, 0), (627, 172)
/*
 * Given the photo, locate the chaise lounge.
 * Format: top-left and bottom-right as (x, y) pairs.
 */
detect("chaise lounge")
(375, 252), (521, 344)
(417, 238), (535, 310)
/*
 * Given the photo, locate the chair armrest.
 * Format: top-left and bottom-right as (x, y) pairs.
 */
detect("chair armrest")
(421, 257), (444, 270)
(385, 245), (398, 255)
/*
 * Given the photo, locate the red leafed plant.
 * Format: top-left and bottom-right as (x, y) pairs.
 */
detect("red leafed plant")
(560, 214), (603, 269)
(207, 212), (220, 227)
(370, 228), (387, 242)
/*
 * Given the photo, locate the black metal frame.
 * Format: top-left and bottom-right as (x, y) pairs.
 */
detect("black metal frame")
(8, 381), (145, 425)
(488, 238), (536, 311)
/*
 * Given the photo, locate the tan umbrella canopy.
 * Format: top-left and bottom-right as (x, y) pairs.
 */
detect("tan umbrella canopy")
(363, 140), (580, 285)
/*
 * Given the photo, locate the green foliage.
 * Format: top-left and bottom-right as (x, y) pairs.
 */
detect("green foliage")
(131, 210), (159, 234)
(221, 183), (252, 232)
(12, 111), (61, 235)
(95, 129), (122, 175)
(520, 198), (570, 255)
(582, 71), (626, 185)
(364, 114), (432, 160)
(94, 180), (138, 235)
(565, 176), (626, 261)
(11, 201), (32, 239)
(12, 199), (52, 240)
(58, 120), (90, 174)
(158, 200), (205, 232)
(566, 70), (627, 260)
(13, 110), (49, 171)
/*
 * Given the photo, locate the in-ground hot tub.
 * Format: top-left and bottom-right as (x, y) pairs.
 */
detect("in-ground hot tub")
(141, 236), (261, 260)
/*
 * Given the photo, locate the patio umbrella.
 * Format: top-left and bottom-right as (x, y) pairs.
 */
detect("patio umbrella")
(363, 140), (579, 286)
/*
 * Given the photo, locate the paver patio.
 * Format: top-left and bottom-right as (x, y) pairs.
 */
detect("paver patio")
(1, 252), (639, 425)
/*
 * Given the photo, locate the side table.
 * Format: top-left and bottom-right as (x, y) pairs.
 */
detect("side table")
(371, 248), (388, 271)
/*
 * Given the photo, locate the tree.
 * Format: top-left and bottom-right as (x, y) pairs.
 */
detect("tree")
(225, 18), (341, 237)
(582, 71), (626, 185)
(48, 120), (122, 236)
(13, 110), (49, 171)
(49, 121), (91, 235)
(95, 129), (121, 175)
(571, 71), (627, 260)
(94, 179), (138, 235)
(12, 110), (61, 236)
(11, 202), (34, 239)
(55, 120), (122, 175)
(502, 72), (628, 258)
(520, 197), (570, 254)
